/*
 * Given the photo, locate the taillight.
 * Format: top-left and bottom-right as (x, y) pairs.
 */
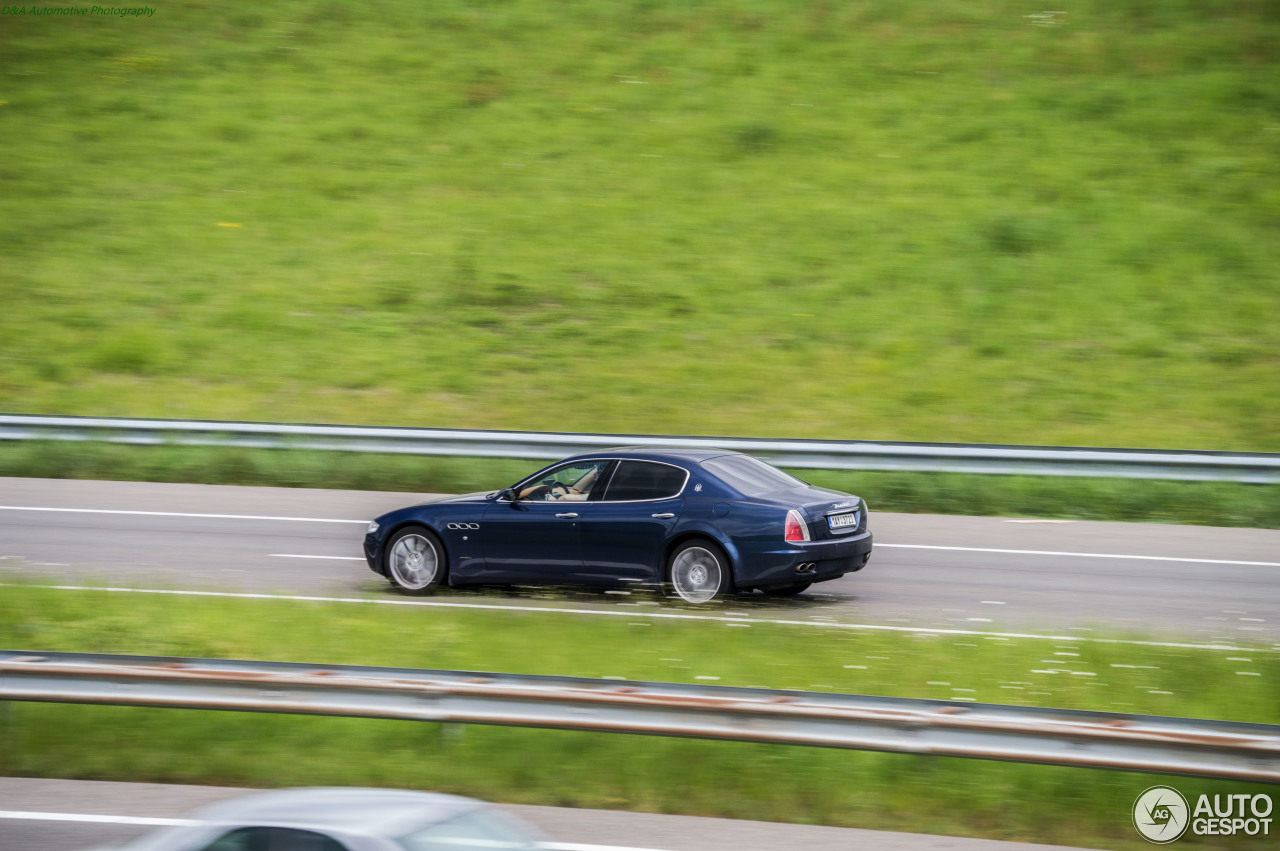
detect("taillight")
(784, 509), (810, 543)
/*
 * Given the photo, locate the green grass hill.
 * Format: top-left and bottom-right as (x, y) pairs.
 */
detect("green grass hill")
(2, 0), (1277, 449)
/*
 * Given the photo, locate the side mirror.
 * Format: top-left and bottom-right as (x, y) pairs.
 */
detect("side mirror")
(497, 488), (515, 502)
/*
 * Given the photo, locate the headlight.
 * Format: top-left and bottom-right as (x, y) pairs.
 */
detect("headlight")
(366, 520), (380, 535)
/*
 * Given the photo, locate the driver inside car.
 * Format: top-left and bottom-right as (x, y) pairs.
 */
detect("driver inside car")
(517, 464), (602, 501)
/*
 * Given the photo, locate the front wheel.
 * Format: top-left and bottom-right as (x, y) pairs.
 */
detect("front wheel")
(384, 526), (445, 592)
(666, 540), (731, 604)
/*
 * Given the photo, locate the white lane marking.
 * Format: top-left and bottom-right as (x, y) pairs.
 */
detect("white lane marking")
(547, 843), (675, 851)
(3, 506), (1273, 567)
(0, 811), (666, 851)
(877, 543), (1280, 568)
(0, 810), (196, 826)
(0, 506), (366, 524)
(270, 554), (365, 561)
(12, 584), (1269, 652)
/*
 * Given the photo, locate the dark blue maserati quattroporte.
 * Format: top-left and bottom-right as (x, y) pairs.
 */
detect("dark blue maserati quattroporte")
(363, 448), (872, 604)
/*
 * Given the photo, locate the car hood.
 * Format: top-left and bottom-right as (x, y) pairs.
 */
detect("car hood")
(418, 491), (494, 506)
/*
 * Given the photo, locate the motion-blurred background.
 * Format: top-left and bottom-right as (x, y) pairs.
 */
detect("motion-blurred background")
(2, 0), (1277, 450)
(2, 7), (1280, 848)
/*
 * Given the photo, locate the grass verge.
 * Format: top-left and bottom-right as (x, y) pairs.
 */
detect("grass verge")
(0, 583), (1276, 848)
(2, 439), (1277, 528)
(1, 0), (1278, 450)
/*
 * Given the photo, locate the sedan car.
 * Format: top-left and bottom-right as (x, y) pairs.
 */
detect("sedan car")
(92, 787), (545, 851)
(364, 448), (872, 604)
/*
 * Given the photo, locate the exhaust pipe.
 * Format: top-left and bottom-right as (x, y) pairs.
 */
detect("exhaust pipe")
(795, 562), (816, 574)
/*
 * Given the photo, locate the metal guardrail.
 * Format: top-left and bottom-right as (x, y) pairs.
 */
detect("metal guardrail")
(1, 651), (1277, 782)
(1, 414), (1278, 482)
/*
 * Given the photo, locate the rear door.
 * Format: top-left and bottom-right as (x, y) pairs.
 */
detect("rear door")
(578, 460), (688, 585)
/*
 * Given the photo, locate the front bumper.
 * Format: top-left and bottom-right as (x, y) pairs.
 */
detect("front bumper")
(363, 533), (384, 576)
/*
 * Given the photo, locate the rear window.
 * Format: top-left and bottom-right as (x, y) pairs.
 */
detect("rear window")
(602, 460), (687, 501)
(701, 455), (806, 496)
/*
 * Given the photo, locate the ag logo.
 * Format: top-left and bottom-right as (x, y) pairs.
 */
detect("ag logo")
(1134, 786), (1190, 843)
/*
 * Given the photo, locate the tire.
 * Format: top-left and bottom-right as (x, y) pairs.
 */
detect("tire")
(666, 539), (732, 604)
(762, 582), (812, 597)
(384, 525), (446, 592)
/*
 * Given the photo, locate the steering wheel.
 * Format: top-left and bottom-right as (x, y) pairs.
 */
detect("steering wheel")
(519, 484), (552, 500)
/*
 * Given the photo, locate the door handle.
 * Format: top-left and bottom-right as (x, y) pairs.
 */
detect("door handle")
(651, 513), (675, 519)
(556, 512), (579, 519)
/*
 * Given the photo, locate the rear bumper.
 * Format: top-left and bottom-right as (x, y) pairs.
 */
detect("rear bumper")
(738, 531), (873, 588)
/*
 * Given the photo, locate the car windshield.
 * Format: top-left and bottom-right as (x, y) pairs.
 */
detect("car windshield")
(396, 809), (541, 850)
(701, 454), (807, 496)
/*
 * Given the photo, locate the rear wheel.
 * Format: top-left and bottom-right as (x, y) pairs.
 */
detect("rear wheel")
(763, 582), (812, 597)
(666, 540), (731, 604)
(384, 525), (445, 592)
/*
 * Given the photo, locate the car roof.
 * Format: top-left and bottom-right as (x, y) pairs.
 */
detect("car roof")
(188, 787), (484, 835)
(565, 446), (740, 464)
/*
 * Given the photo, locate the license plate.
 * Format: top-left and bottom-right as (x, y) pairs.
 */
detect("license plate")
(828, 511), (859, 530)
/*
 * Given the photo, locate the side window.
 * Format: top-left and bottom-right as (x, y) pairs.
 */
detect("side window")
(515, 460), (611, 502)
(602, 461), (687, 501)
(198, 826), (351, 851)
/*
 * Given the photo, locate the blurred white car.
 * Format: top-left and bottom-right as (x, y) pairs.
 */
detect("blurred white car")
(93, 787), (546, 851)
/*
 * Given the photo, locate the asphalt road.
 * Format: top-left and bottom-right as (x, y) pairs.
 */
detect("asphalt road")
(1, 478), (1273, 851)
(1, 477), (1276, 644)
(0, 778), (1104, 851)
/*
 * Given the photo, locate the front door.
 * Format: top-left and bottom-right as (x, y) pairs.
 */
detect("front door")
(480, 459), (613, 582)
